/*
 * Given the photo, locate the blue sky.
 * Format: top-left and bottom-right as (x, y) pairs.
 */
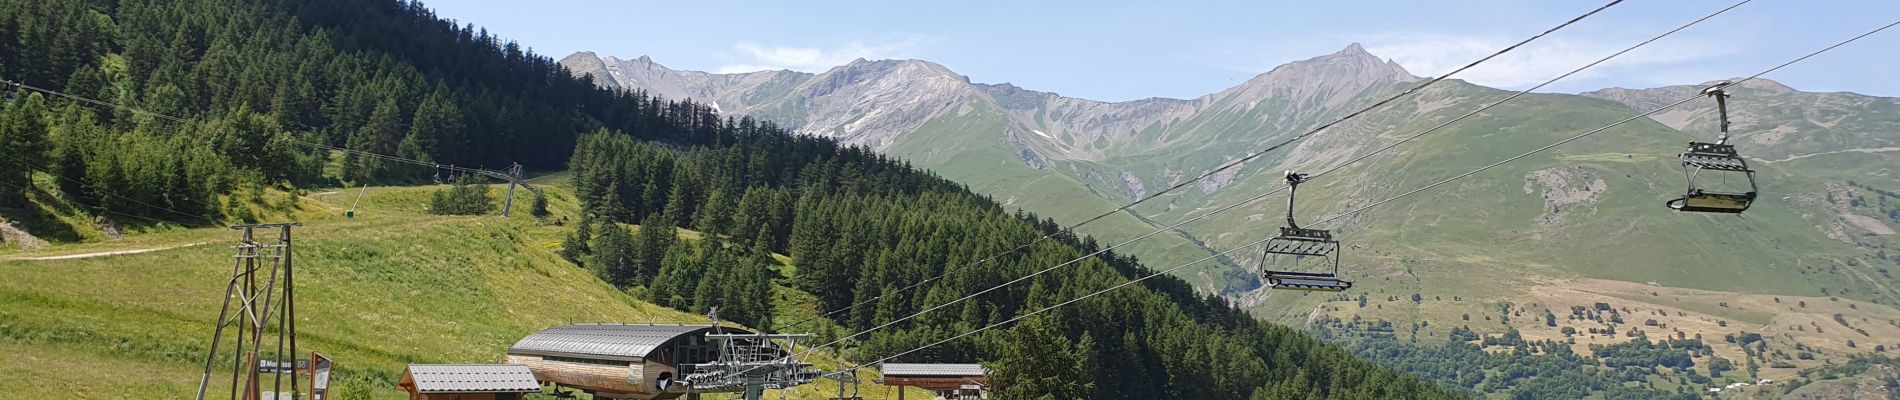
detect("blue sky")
(421, 0), (1900, 102)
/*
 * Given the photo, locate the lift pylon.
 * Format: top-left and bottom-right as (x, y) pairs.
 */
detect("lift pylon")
(196, 223), (304, 400)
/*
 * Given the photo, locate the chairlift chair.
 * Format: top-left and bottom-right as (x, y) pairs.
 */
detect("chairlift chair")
(1666, 83), (1758, 214)
(826, 368), (863, 400)
(1259, 171), (1352, 292)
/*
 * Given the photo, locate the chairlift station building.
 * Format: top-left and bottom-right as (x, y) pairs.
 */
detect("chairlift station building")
(505, 324), (779, 400)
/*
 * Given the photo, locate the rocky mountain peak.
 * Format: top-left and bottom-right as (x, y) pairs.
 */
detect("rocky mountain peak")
(557, 51), (619, 90)
(1209, 43), (1416, 116)
(1261, 42), (1414, 84)
(1338, 42), (1370, 56)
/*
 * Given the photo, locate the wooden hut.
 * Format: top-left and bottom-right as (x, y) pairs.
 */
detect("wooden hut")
(878, 363), (990, 399)
(505, 324), (775, 400)
(396, 364), (541, 400)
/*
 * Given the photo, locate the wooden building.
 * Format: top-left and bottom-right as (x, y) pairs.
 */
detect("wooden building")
(879, 363), (990, 400)
(505, 324), (777, 400)
(396, 364), (541, 400)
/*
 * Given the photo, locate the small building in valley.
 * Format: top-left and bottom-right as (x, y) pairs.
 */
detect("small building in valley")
(879, 363), (990, 400)
(505, 324), (777, 400)
(397, 364), (541, 400)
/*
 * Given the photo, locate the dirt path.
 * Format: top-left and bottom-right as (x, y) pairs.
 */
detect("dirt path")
(1757, 147), (1900, 163)
(1304, 301), (1323, 329)
(3, 242), (209, 261)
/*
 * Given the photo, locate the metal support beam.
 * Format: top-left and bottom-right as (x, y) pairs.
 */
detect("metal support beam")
(197, 223), (304, 400)
(502, 163), (520, 217)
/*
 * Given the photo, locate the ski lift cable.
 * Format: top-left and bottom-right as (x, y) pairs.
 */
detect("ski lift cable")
(847, 17), (1900, 373)
(0, 177), (203, 227)
(772, 0), (1746, 364)
(1308, 17), (1900, 230)
(1061, 0), (1628, 231)
(0, 151), (222, 225)
(1302, 0), (1751, 185)
(1, 79), (189, 124)
(0, 81), (233, 222)
(778, 0), (1629, 331)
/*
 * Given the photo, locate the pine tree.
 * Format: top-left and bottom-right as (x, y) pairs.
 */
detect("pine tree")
(632, 211), (675, 285)
(649, 240), (698, 308)
(589, 221), (638, 286)
(345, 97), (405, 182)
(988, 317), (1093, 400)
(693, 184), (732, 236)
(0, 92), (50, 206)
(560, 214), (593, 266)
(403, 89), (465, 164)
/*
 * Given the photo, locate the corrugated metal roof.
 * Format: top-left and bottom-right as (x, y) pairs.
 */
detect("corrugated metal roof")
(507, 324), (749, 360)
(405, 364), (540, 393)
(881, 363), (989, 377)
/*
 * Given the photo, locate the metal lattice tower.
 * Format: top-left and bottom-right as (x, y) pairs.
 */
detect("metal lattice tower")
(681, 309), (822, 400)
(196, 223), (303, 400)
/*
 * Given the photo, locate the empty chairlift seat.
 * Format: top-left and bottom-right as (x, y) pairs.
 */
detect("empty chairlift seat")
(1665, 83), (1758, 214)
(1258, 171), (1353, 292)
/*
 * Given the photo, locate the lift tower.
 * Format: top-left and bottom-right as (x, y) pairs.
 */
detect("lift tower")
(196, 223), (304, 400)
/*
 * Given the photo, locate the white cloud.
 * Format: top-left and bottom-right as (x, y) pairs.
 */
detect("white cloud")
(1363, 33), (1736, 89)
(717, 36), (934, 74)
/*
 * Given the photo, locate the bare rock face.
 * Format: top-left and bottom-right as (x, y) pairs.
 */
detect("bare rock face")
(1524, 166), (1608, 237)
(782, 59), (982, 149)
(558, 51), (621, 90)
(0, 220), (49, 250)
(557, 43), (1418, 161)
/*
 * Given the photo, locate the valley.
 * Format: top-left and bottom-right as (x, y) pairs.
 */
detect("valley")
(6, 0), (1900, 398)
(563, 39), (1900, 397)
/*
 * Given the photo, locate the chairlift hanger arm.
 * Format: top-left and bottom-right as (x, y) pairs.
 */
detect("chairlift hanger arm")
(1283, 170), (1310, 229)
(1703, 82), (1732, 144)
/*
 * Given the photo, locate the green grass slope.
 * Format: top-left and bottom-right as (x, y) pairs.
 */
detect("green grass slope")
(1155, 81), (1900, 380)
(0, 178), (928, 400)
(883, 100), (1249, 291)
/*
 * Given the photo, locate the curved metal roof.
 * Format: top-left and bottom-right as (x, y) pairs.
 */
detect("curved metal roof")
(507, 324), (750, 361)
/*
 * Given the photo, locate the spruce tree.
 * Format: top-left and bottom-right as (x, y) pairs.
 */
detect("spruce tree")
(560, 214), (593, 266)
(589, 221), (637, 286)
(632, 211), (675, 285)
(0, 93), (50, 206)
(988, 317), (1093, 400)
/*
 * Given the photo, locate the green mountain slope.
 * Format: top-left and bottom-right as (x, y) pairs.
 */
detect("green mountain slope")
(1207, 81), (1900, 394)
(0, 0), (1464, 397)
(882, 98), (1249, 291)
(561, 42), (1900, 396)
(0, 182), (936, 400)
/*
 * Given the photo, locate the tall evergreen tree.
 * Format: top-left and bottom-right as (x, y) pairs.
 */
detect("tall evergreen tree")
(403, 89), (465, 164)
(632, 211), (675, 285)
(989, 317), (1093, 400)
(560, 214), (593, 266)
(345, 97), (405, 182)
(589, 221), (638, 286)
(0, 92), (50, 206)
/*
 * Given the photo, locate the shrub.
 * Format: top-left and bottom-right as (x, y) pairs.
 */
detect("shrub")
(430, 176), (493, 215)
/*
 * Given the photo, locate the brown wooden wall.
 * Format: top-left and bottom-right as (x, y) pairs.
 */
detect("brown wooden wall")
(507, 354), (648, 397)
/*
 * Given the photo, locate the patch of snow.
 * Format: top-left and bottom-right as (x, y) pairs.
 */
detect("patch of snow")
(1031, 129), (1051, 139)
